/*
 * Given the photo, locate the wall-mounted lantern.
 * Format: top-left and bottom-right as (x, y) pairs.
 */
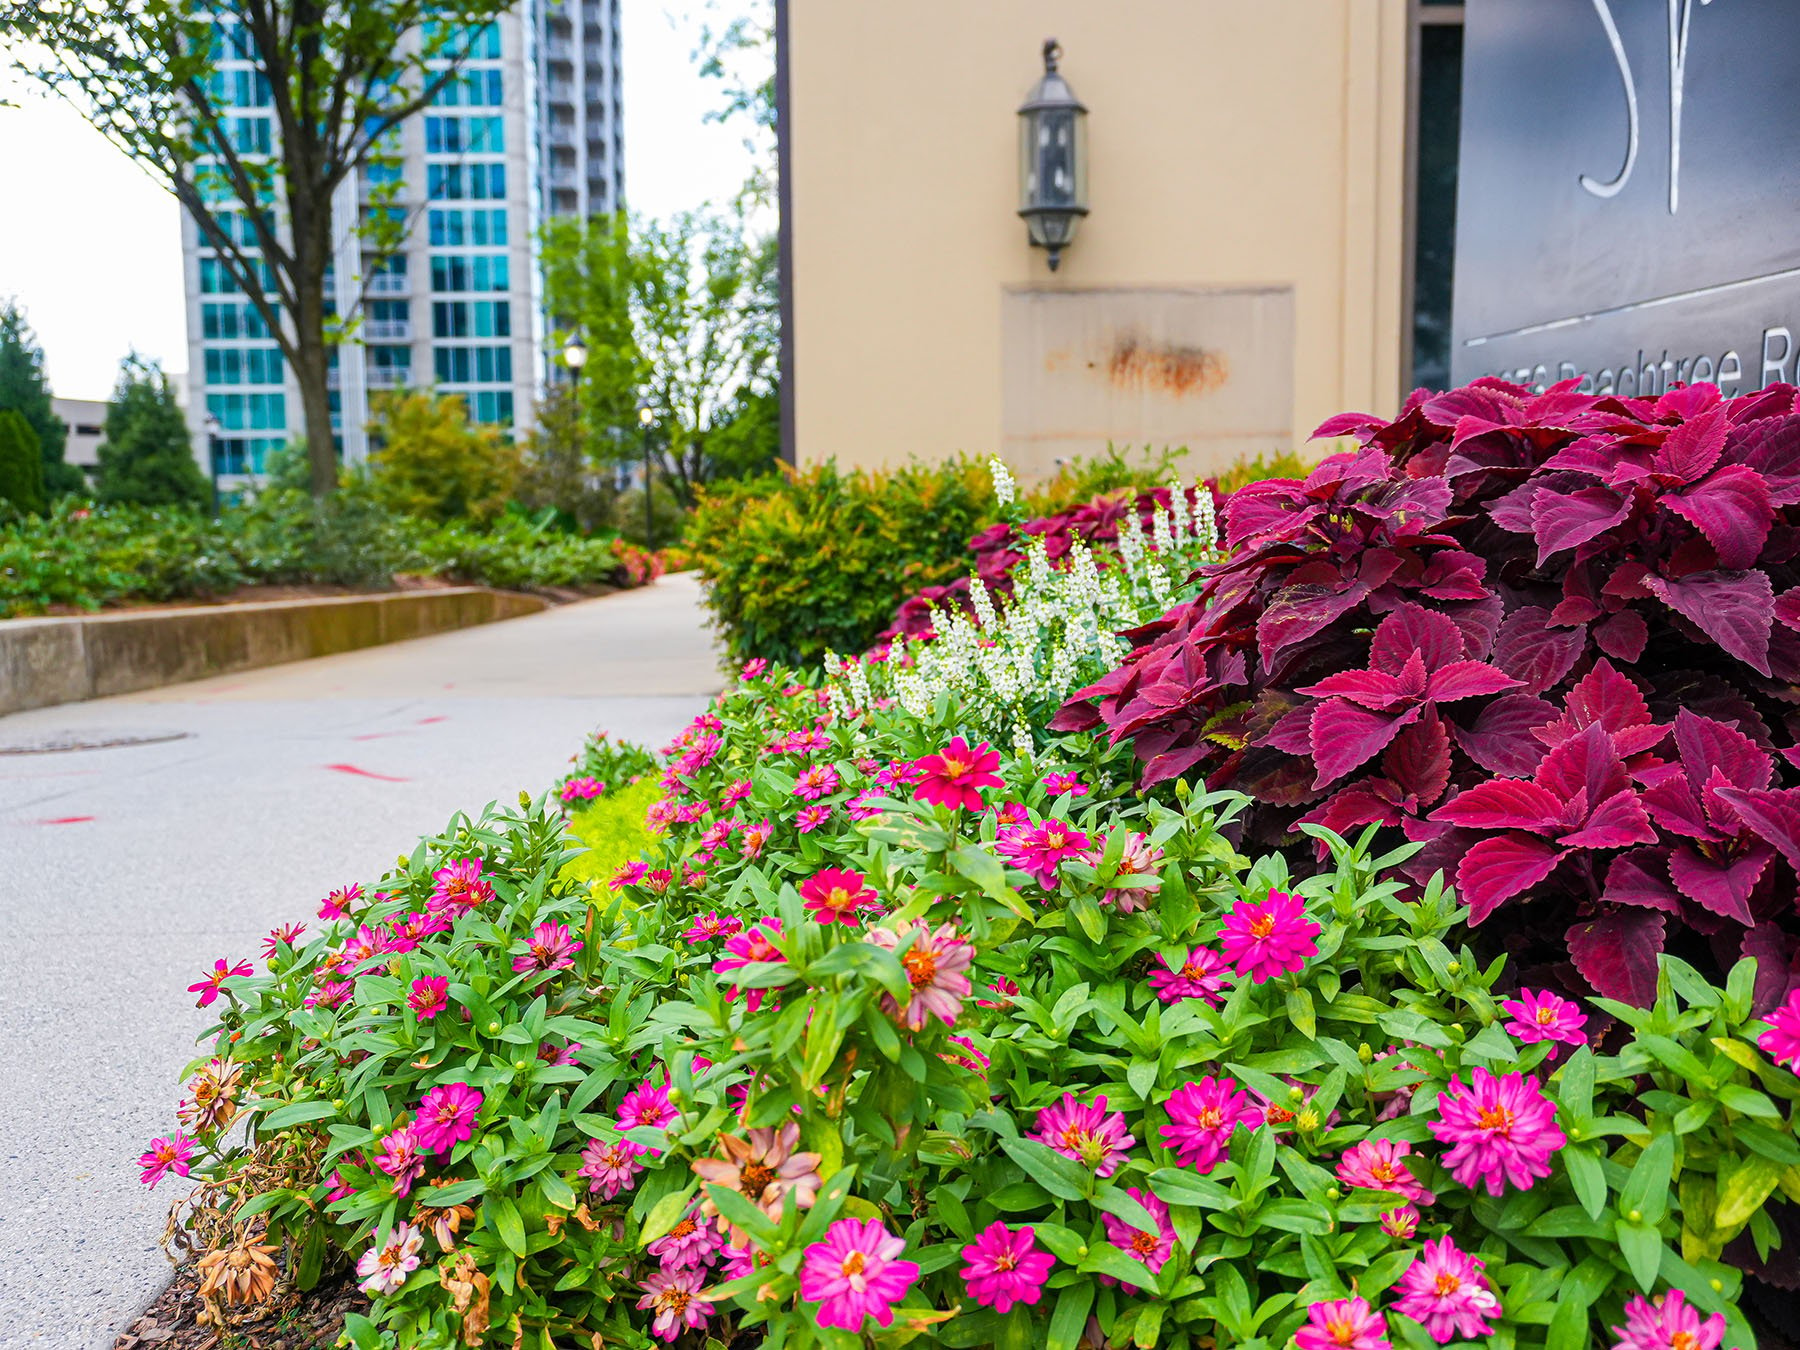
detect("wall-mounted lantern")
(1017, 38), (1088, 272)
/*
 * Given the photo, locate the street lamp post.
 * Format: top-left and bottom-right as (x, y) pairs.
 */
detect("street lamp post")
(638, 404), (655, 551)
(204, 413), (222, 513)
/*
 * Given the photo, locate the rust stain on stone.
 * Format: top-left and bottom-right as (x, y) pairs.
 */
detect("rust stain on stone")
(1106, 337), (1229, 397)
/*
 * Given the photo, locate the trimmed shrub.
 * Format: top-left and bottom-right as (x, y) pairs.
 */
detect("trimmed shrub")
(0, 408), (46, 516)
(366, 391), (522, 526)
(1061, 379), (1800, 1006)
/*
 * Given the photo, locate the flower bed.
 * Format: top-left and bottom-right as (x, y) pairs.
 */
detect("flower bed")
(143, 421), (1800, 1349)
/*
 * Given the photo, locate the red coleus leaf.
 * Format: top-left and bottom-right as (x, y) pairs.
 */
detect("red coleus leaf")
(1713, 785), (1800, 872)
(1456, 834), (1566, 924)
(1603, 848), (1681, 913)
(1424, 660), (1521, 704)
(1651, 405), (1728, 482)
(1309, 700), (1418, 789)
(1531, 485), (1632, 566)
(1382, 715), (1452, 806)
(1532, 658), (1668, 758)
(1535, 722), (1632, 809)
(1452, 693), (1556, 775)
(1592, 609), (1648, 663)
(1725, 413), (1800, 506)
(1743, 922), (1800, 1013)
(1494, 606), (1587, 694)
(1296, 668), (1408, 710)
(1557, 789), (1658, 850)
(1643, 569), (1775, 676)
(1568, 910), (1667, 1005)
(1666, 465), (1774, 569)
(1370, 606), (1467, 670)
(1673, 708), (1773, 795)
(1433, 779), (1563, 833)
(1667, 842), (1770, 926)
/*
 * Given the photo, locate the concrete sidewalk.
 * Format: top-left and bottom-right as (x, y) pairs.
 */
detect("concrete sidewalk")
(0, 574), (721, 1347)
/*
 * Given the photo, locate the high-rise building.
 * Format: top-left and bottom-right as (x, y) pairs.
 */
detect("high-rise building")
(181, 2), (624, 483)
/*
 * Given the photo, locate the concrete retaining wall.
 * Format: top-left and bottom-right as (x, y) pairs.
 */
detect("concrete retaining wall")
(0, 588), (548, 717)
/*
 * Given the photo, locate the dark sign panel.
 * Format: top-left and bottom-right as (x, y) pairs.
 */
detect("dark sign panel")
(1452, 0), (1800, 396)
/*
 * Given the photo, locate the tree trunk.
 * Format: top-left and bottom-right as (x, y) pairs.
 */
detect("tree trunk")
(289, 190), (338, 498)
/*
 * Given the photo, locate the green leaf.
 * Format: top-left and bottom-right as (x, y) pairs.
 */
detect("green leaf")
(1714, 1155), (1786, 1232)
(1564, 1146), (1608, 1220)
(1619, 1132), (1674, 1226)
(1615, 1219), (1664, 1292)
(999, 1137), (1091, 1202)
(1716, 1084), (1781, 1120)
(260, 1100), (339, 1130)
(1045, 1282), (1095, 1350)
(1146, 1167), (1235, 1212)
(1285, 987), (1317, 1041)
(1068, 893), (1106, 944)
(486, 1194), (528, 1257)
(639, 1186), (695, 1246)
(1554, 1047), (1596, 1119)
(1093, 1184), (1160, 1236)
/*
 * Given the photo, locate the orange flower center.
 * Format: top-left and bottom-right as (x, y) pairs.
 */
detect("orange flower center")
(1249, 913), (1276, 939)
(827, 887), (854, 910)
(1672, 1335), (1701, 1350)
(667, 1219), (697, 1240)
(1197, 1107), (1224, 1129)
(903, 948), (939, 989)
(740, 1162), (776, 1195)
(1476, 1105), (1515, 1135)
(841, 1250), (867, 1277)
(662, 1288), (691, 1314)
(1265, 1105), (1295, 1125)
(1372, 1161), (1401, 1182)
(1045, 830), (1067, 848)
(1059, 1125), (1093, 1151)
(1326, 1315), (1361, 1346)
(1434, 1272), (1462, 1296)
(1536, 1007), (1557, 1025)
(995, 1252), (1017, 1271)
(941, 756), (971, 780)
(1130, 1231), (1159, 1256)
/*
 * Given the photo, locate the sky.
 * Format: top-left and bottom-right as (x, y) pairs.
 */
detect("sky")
(0, 1), (762, 402)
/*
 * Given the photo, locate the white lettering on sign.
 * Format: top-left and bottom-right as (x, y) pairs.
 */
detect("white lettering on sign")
(1582, 0), (1716, 213)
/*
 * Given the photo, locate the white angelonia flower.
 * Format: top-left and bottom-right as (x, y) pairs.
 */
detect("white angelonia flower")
(1012, 719), (1034, 757)
(989, 456), (1018, 507)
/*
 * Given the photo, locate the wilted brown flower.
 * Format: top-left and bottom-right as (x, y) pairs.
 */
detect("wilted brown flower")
(195, 1233), (279, 1306)
(690, 1121), (821, 1242)
(178, 1059), (244, 1134)
(438, 1249), (492, 1346)
(420, 1178), (476, 1250)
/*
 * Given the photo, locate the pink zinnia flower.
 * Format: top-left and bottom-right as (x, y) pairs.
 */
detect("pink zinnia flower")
(1031, 1092), (1134, 1176)
(995, 800), (1030, 828)
(1430, 1068), (1564, 1195)
(846, 789), (885, 821)
(1043, 772), (1088, 797)
(942, 1034), (991, 1075)
(876, 758), (923, 789)
(513, 920), (582, 975)
(318, 883), (363, 920)
(392, 909), (450, 944)
(260, 923), (306, 960)
(912, 737), (1004, 811)
(1380, 1204), (1421, 1239)
(867, 920), (975, 1030)
(579, 1137), (646, 1199)
(977, 977), (1020, 1008)
(793, 763), (841, 800)
(1098, 831), (1166, 912)
(428, 858), (493, 918)
(795, 803), (832, 832)
(304, 977), (354, 1010)
(959, 1221), (1054, 1313)
(799, 1217), (920, 1332)
(187, 958), (252, 1008)
(538, 1039), (581, 1066)
(1296, 1296), (1394, 1350)
(414, 1083), (482, 1154)
(721, 778), (753, 807)
(559, 776), (605, 804)
(1100, 1186), (1174, 1292)
(138, 1132), (196, 1189)
(673, 799), (712, 825)
(684, 911), (744, 942)
(715, 919), (786, 1013)
(617, 1079), (679, 1143)
(1218, 888), (1320, 983)
(324, 1165), (357, 1203)
(356, 1222), (423, 1295)
(643, 868), (674, 894)
(740, 657), (768, 681)
(739, 818), (774, 857)
(1757, 988), (1800, 1072)
(610, 860), (648, 890)
(375, 1121), (426, 1197)
(644, 799), (678, 833)
(1610, 1288), (1727, 1350)
(636, 1268), (715, 1342)
(801, 868), (876, 926)
(646, 1208), (720, 1271)
(698, 820), (733, 852)
(1160, 1076), (1262, 1173)
(1392, 1236), (1501, 1343)
(1502, 988), (1588, 1049)
(1336, 1138), (1436, 1204)
(997, 819), (1092, 889)
(408, 976), (449, 1020)
(1149, 946), (1229, 1004)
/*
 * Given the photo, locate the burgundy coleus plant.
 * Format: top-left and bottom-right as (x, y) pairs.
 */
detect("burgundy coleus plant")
(1061, 375), (1800, 1005)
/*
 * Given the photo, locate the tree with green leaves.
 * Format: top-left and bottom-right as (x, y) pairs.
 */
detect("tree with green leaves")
(517, 383), (617, 535)
(541, 209), (779, 509)
(97, 355), (211, 510)
(2, 0), (517, 498)
(0, 299), (82, 496)
(366, 389), (519, 524)
(0, 409), (46, 516)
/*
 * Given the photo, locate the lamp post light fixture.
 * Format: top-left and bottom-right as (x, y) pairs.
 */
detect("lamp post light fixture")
(1017, 38), (1088, 272)
(638, 403), (655, 551)
(204, 412), (222, 512)
(561, 336), (588, 381)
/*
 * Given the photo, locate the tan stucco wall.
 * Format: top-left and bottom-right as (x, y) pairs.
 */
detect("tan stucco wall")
(787, 0), (1411, 479)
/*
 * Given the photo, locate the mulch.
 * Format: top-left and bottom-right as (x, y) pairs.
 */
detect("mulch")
(113, 1267), (365, 1350)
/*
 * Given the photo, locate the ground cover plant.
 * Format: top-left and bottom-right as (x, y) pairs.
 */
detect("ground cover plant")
(146, 488), (1800, 1347)
(1059, 379), (1800, 1010)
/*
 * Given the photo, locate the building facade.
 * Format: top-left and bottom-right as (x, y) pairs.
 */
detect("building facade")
(780, 0), (1463, 480)
(181, 0), (624, 485)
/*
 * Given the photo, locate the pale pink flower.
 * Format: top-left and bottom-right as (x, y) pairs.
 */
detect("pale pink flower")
(1098, 831), (1165, 911)
(356, 1222), (423, 1295)
(579, 1137), (646, 1199)
(739, 818), (774, 857)
(867, 920), (975, 1030)
(1031, 1092), (1134, 1176)
(1380, 1204), (1422, 1239)
(1609, 1288), (1727, 1350)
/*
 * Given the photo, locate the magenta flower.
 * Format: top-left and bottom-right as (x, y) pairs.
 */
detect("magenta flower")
(260, 923), (306, 960)
(1218, 888), (1321, 983)
(801, 868), (876, 926)
(941, 1034), (991, 1076)
(795, 803), (833, 832)
(867, 920), (976, 1030)
(375, 1121), (426, 1197)
(391, 909), (451, 944)
(976, 976), (1020, 1008)
(913, 737), (1005, 811)
(643, 868), (674, 894)
(318, 883), (363, 920)
(1379, 1204), (1421, 1239)
(559, 776), (605, 804)
(414, 1082), (482, 1155)
(799, 1217), (921, 1331)
(513, 920), (582, 975)
(538, 1039), (580, 1066)
(609, 860), (648, 890)
(1336, 1138), (1436, 1204)
(846, 789), (886, 821)
(1043, 772), (1088, 797)
(323, 1165), (357, 1203)
(1149, 946), (1230, 1004)
(1031, 1092), (1135, 1176)
(1610, 1289), (1727, 1350)
(343, 923), (396, 972)
(1430, 1068), (1564, 1195)
(303, 977), (354, 1010)
(1392, 1236), (1502, 1343)
(739, 818), (773, 857)
(959, 1221), (1054, 1313)
(1757, 988), (1800, 1072)
(721, 777), (753, 807)
(1160, 1076), (1262, 1173)
(617, 1079), (679, 1146)
(684, 911), (744, 943)
(356, 1222), (423, 1296)
(1296, 1296), (1394, 1350)
(428, 858), (493, 918)
(793, 763), (842, 800)
(1501, 988), (1588, 1049)
(715, 919), (786, 1013)
(579, 1137), (646, 1199)
(740, 657), (768, 680)
(407, 976), (449, 1020)
(996, 819), (1093, 889)
(637, 1268), (715, 1342)
(1100, 1186), (1175, 1292)
(646, 1208), (722, 1271)
(138, 1132), (196, 1189)
(1096, 831), (1166, 912)
(187, 958), (252, 1008)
